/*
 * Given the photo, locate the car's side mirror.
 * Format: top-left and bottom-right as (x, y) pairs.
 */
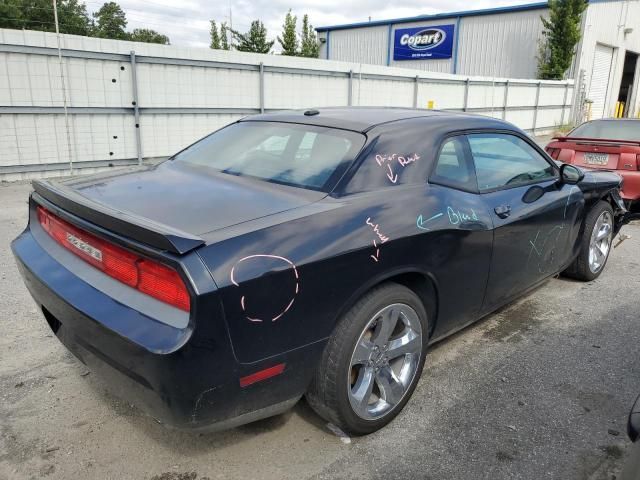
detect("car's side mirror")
(559, 164), (584, 185)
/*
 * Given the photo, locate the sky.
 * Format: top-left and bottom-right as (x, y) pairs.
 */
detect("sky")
(86, 0), (539, 49)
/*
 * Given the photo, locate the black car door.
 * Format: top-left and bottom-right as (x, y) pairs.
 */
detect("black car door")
(423, 134), (494, 336)
(466, 132), (583, 312)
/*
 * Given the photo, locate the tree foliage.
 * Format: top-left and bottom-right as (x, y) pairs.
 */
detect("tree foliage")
(278, 9), (298, 56)
(0, 0), (170, 44)
(209, 20), (220, 49)
(300, 14), (319, 58)
(232, 20), (274, 54)
(93, 1), (128, 40)
(220, 22), (230, 50)
(0, 0), (92, 36)
(537, 0), (587, 80)
(129, 28), (169, 44)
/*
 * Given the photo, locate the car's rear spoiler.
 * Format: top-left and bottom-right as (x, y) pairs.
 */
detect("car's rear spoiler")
(552, 136), (640, 147)
(32, 179), (205, 255)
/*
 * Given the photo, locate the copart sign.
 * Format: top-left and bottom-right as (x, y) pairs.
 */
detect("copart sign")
(393, 24), (455, 61)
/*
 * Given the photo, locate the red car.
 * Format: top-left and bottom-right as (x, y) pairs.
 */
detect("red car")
(546, 119), (640, 211)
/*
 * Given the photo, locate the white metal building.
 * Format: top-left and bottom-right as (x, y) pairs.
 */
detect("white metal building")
(317, 0), (640, 120)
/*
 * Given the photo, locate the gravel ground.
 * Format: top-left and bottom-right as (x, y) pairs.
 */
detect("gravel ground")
(0, 180), (638, 480)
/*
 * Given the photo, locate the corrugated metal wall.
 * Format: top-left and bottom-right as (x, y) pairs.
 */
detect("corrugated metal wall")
(325, 25), (388, 66)
(0, 29), (573, 181)
(456, 9), (546, 78)
(320, 7), (548, 78)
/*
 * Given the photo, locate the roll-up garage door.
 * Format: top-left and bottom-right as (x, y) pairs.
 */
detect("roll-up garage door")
(588, 44), (614, 119)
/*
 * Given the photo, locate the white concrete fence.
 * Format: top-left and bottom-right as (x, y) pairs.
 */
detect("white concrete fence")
(0, 29), (575, 181)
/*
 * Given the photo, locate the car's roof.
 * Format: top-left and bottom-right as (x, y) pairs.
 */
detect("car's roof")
(242, 107), (513, 133)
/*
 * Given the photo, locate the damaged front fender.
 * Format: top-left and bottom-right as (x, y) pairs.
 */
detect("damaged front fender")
(611, 189), (640, 234)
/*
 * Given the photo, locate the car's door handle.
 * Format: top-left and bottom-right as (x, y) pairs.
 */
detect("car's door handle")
(494, 205), (511, 219)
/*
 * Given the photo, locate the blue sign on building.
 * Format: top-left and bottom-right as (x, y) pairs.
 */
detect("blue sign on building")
(393, 24), (455, 61)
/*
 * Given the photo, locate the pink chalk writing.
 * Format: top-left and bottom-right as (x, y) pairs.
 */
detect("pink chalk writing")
(375, 152), (420, 184)
(366, 217), (389, 262)
(230, 254), (300, 323)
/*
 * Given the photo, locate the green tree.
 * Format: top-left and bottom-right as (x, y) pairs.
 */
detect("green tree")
(209, 20), (220, 49)
(0, 0), (23, 30)
(537, 0), (588, 80)
(232, 20), (274, 54)
(129, 28), (170, 44)
(0, 0), (92, 36)
(300, 14), (319, 58)
(93, 1), (128, 40)
(278, 9), (298, 56)
(220, 21), (230, 50)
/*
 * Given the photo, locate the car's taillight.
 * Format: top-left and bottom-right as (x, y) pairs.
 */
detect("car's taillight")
(36, 205), (190, 312)
(637, 155), (640, 171)
(137, 259), (190, 312)
(546, 148), (560, 160)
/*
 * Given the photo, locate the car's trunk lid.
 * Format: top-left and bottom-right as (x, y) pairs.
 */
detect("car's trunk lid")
(34, 161), (325, 255)
(550, 137), (640, 171)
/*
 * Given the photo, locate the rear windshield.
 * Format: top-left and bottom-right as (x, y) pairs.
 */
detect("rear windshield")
(172, 121), (365, 191)
(570, 120), (640, 142)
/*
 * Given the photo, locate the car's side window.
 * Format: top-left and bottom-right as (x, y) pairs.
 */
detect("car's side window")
(468, 133), (557, 192)
(430, 136), (477, 192)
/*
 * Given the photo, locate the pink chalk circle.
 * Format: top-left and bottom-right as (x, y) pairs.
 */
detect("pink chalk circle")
(230, 254), (300, 323)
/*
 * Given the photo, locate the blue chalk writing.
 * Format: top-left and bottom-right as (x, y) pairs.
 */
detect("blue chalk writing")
(416, 213), (444, 231)
(416, 207), (479, 230)
(447, 206), (479, 225)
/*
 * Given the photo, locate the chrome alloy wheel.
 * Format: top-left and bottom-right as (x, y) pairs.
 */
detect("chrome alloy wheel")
(588, 211), (613, 274)
(347, 303), (423, 420)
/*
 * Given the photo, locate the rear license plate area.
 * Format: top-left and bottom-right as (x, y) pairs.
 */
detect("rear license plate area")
(584, 152), (609, 166)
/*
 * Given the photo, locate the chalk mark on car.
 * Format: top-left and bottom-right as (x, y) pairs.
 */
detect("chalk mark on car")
(230, 254), (300, 323)
(366, 217), (389, 262)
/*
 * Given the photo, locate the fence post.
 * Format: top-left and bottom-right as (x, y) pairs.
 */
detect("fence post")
(502, 80), (509, 120)
(463, 78), (470, 112)
(413, 75), (419, 108)
(348, 70), (353, 106)
(532, 81), (541, 134)
(129, 51), (142, 165)
(259, 62), (265, 113)
(560, 82), (569, 126)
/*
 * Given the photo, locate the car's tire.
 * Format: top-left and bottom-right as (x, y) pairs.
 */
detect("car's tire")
(563, 200), (614, 281)
(306, 282), (429, 435)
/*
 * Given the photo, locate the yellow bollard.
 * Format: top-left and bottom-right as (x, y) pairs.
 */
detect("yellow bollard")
(427, 100), (435, 109)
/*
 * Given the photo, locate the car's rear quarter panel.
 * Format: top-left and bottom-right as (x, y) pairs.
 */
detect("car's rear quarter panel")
(198, 183), (494, 364)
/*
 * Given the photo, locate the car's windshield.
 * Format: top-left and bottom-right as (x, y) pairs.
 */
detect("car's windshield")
(172, 121), (366, 191)
(570, 120), (640, 142)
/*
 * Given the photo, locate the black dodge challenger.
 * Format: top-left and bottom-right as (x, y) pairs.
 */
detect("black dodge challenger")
(12, 108), (634, 435)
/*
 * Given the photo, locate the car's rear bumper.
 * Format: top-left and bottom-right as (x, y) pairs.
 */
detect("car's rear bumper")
(11, 224), (322, 431)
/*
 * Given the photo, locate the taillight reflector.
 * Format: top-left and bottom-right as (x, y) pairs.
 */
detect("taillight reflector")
(36, 205), (190, 312)
(239, 363), (286, 387)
